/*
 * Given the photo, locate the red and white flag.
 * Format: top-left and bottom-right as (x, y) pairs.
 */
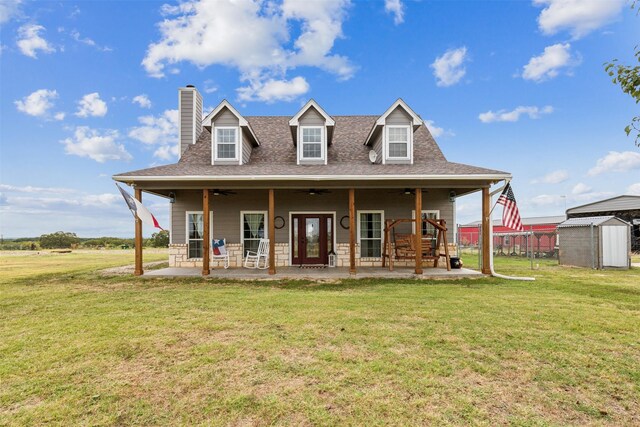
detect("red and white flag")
(116, 183), (164, 230)
(497, 183), (523, 231)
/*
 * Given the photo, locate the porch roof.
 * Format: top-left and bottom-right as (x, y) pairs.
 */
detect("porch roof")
(113, 115), (509, 184)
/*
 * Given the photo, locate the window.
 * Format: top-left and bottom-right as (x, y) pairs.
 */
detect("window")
(186, 211), (212, 259)
(241, 211), (267, 257)
(358, 211), (384, 258)
(300, 126), (323, 160)
(386, 125), (410, 159)
(215, 127), (238, 160)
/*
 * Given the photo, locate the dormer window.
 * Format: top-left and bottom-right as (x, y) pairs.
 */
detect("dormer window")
(386, 125), (410, 159)
(215, 127), (238, 161)
(301, 126), (324, 160)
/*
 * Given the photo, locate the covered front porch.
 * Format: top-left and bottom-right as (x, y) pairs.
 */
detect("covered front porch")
(125, 181), (497, 278)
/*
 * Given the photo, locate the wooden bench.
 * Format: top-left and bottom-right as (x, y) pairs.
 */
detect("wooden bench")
(393, 233), (439, 268)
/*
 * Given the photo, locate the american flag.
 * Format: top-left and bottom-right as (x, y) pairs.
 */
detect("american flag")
(497, 183), (523, 231)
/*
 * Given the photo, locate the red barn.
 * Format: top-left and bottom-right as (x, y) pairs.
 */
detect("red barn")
(458, 216), (565, 257)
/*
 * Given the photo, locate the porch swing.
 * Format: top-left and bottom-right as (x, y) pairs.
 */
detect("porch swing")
(382, 218), (451, 271)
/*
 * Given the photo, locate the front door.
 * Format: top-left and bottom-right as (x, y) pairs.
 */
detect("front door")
(291, 214), (333, 265)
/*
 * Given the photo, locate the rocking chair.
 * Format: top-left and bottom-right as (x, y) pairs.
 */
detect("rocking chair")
(243, 238), (269, 269)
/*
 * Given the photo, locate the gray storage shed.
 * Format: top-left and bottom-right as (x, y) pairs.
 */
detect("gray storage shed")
(557, 216), (631, 269)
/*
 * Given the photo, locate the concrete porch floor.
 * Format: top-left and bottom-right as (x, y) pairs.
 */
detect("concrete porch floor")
(143, 266), (484, 280)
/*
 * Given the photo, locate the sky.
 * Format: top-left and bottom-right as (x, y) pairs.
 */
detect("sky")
(0, 0), (639, 238)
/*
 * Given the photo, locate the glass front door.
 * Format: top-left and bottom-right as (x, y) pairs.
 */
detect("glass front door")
(291, 214), (333, 265)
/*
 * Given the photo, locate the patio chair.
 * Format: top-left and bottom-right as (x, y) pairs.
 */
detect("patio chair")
(244, 238), (269, 269)
(211, 238), (229, 269)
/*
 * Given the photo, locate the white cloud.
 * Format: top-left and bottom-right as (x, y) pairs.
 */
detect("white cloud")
(627, 183), (640, 196)
(531, 169), (568, 184)
(132, 94), (152, 109)
(0, 0), (22, 24)
(588, 151), (640, 176)
(479, 105), (553, 123)
(0, 184), (75, 194)
(16, 24), (55, 58)
(61, 127), (132, 163)
(142, 0), (354, 102)
(237, 76), (310, 103)
(76, 92), (108, 117)
(431, 46), (468, 87)
(70, 30), (112, 52)
(530, 194), (564, 206)
(203, 79), (218, 94)
(571, 182), (592, 195)
(128, 109), (179, 160)
(530, 191), (613, 207)
(14, 89), (65, 120)
(534, 0), (625, 39)
(385, 0), (404, 25)
(522, 43), (578, 82)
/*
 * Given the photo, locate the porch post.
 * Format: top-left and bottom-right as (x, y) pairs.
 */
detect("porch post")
(415, 188), (423, 274)
(349, 188), (356, 274)
(481, 186), (491, 274)
(134, 187), (143, 276)
(268, 189), (276, 275)
(202, 189), (210, 276)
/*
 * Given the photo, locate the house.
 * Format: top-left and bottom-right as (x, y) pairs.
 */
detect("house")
(566, 195), (640, 252)
(458, 215), (565, 257)
(113, 85), (511, 276)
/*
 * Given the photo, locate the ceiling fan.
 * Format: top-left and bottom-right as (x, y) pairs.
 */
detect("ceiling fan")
(211, 189), (237, 196)
(387, 188), (429, 196)
(295, 188), (331, 196)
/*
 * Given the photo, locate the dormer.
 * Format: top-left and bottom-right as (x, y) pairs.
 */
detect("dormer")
(363, 99), (424, 165)
(203, 100), (259, 165)
(289, 100), (335, 165)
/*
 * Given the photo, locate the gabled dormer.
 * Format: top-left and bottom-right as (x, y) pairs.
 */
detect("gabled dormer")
(289, 100), (335, 165)
(364, 99), (424, 165)
(202, 100), (259, 165)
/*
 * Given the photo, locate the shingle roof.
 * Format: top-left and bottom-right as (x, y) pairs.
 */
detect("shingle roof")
(114, 115), (509, 179)
(557, 216), (629, 228)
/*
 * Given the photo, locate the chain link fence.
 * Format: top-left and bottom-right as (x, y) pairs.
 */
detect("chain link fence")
(456, 225), (559, 271)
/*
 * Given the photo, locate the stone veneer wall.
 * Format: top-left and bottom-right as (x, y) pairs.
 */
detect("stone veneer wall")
(170, 242), (457, 269)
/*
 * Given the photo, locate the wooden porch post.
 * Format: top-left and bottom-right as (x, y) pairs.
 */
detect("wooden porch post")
(268, 189), (276, 275)
(415, 188), (423, 274)
(202, 189), (210, 276)
(481, 186), (491, 274)
(349, 188), (356, 274)
(134, 187), (143, 276)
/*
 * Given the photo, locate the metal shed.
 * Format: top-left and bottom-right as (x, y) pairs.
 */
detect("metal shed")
(557, 216), (631, 269)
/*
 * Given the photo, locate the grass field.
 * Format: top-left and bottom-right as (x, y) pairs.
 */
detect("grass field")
(1, 251), (639, 425)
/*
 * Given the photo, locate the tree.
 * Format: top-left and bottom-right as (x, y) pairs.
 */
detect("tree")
(605, 1), (639, 146)
(149, 230), (170, 248)
(39, 231), (79, 249)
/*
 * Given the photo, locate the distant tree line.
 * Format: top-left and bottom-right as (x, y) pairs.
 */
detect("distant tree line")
(0, 230), (170, 250)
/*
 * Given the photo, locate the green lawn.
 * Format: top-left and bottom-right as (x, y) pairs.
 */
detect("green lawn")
(1, 252), (639, 425)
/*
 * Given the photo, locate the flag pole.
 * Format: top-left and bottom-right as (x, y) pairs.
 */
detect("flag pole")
(488, 180), (535, 282)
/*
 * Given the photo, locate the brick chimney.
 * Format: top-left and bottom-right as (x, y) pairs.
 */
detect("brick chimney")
(178, 85), (203, 157)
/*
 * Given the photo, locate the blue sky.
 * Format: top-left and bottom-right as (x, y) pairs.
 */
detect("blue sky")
(0, 0), (638, 238)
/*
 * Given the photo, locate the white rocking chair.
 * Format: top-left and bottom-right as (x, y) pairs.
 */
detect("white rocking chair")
(211, 238), (229, 269)
(243, 238), (269, 269)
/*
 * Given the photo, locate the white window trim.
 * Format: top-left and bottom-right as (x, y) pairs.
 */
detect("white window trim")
(411, 210), (440, 234)
(385, 125), (412, 162)
(185, 210), (213, 259)
(298, 125), (326, 164)
(357, 210), (385, 259)
(239, 210), (268, 259)
(213, 126), (240, 163)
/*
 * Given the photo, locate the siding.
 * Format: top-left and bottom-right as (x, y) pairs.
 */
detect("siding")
(299, 107), (325, 126)
(179, 90), (194, 155)
(386, 106), (412, 125)
(170, 188), (455, 245)
(242, 129), (252, 164)
(195, 90), (202, 141)
(371, 129), (383, 164)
